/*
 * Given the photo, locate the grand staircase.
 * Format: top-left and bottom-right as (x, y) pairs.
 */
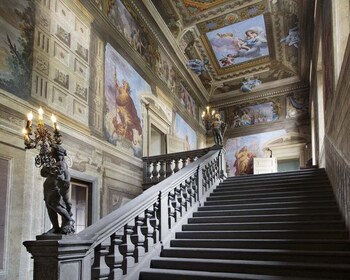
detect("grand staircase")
(139, 169), (350, 279)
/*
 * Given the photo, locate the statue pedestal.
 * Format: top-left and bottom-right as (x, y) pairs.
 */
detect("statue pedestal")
(23, 235), (93, 280)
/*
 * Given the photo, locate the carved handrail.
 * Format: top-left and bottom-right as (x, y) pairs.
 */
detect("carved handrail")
(142, 147), (212, 189)
(23, 146), (226, 280)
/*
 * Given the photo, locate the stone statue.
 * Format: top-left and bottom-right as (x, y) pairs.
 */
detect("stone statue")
(41, 144), (75, 234)
(212, 113), (227, 146)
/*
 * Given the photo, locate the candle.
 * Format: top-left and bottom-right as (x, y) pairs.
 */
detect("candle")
(38, 107), (44, 124)
(51, 114), (57, 131)
(27, 111), (33, 121)
(22, 128), (30, 143)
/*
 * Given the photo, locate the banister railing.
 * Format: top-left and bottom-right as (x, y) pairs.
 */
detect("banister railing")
(23, 146), (226, 280)
(142, 147), (212, 189)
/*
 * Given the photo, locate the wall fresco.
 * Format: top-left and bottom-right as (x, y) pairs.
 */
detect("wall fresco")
(173, 113), (197, 152)
(178, 83), (196, 118)
(104, 43), (152, 157)
(0, 0), (34, 98)
(106, 0), (154, 67)
(225, 130), (286, 176)
(230, 102), (279, 128)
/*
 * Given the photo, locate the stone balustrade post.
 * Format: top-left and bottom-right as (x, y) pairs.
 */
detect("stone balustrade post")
(23, 237), (93, 280)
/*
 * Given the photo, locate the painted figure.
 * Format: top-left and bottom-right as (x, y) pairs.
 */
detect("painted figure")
(212, 113), (227, 146)
(234, 146), (255, 175)
(240, 77), (262, 92)
(280, 26), (300, 48)
(41, 144), (75, 234)
(186, 59), (208, 75)
(112, 67), (142, 143)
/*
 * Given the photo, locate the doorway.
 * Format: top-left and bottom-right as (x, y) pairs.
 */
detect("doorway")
(70, 179), (92, 233)
(150, 125), (167, 156)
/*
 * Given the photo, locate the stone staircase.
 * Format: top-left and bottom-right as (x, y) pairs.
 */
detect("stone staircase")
(139, 169), (350, 279)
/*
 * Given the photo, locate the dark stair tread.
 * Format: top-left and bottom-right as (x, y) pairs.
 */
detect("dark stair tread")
(195, 206), (339, 215)
(213, 184), (331, 194)
(170, 238), (350, 251)
(205, 194), (336, 203)
(175, 230), (348, 240)
(162, 247), (350, 258)
(183, 220), (346, 230)
(207, 189), (333, 200)
(151, 257), (350, 270)
(202, 200), (338, 208)
(140, 268), (326, 280)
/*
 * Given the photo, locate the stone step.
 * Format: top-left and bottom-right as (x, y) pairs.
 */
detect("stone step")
(188, 213), (343, 224)
(161, 247), (350, 264)
(223, 169), (327, 182)
(195, 206), (339, 217)
(218, 178), (329, 188)
(205, 193), (335, 204)
(139, 268), (321, 280)
(201, 200), (338, 210)
(213, 183), (331, 194)
(170, 239), (350, 251)
(175, 229), (349, 240)
(150, 257), (350, 278)
(222, 175), (329, 186)
(182, 221), (346, 231)
(206, 189), (334, 201)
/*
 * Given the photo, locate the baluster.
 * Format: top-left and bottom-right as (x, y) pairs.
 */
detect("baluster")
(105, 232), (124, 279)
(181, 157), (188, 168)
(168, 191), (177, 228)
(185, 178), (193, 207)
(159, 159), (166, 181)
(173, 158), (180, 173)
(180, 182), (188, 211)
(131, 215), (145, 263)
(175, 185), (183, 217)
(91, 240), (110, 280)
(191, 175), (198, 202)
(142, 209), (155, 252)
(151, 200), (160, 242)
(119, 222), (136, 273)
(166, 159), (173, 178)
(146, 161), (152, 183)
(151, 161), (159, 183)
(202, 166), (208, 193)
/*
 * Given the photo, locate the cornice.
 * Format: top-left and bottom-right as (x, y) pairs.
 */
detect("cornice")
(210, 82), (309, 109)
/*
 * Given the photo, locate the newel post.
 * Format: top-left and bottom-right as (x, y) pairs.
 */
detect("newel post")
(197, 165), (204, 203)
(23, 237), (93, 280)
(219, 148), (227, 180)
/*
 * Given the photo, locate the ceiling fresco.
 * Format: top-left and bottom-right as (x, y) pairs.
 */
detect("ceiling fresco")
(150, 0), (309, 99)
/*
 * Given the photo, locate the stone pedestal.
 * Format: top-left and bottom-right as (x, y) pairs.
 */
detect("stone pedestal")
(23, 235), (93, 280)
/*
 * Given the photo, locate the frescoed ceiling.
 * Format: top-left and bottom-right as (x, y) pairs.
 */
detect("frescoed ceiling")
(148, 0), (313, 103)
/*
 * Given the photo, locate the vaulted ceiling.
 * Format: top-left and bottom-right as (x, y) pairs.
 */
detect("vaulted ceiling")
(148, 0), (313, 106)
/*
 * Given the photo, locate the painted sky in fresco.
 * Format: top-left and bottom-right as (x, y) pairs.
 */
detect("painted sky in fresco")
(0, 0), (28, 80)
(206, 15), (269, 67)
(174, 113), (197, 151)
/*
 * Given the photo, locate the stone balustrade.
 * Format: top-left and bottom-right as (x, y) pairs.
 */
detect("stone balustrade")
(142, 147), (211, 190)
(23, 146), (226, 280)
